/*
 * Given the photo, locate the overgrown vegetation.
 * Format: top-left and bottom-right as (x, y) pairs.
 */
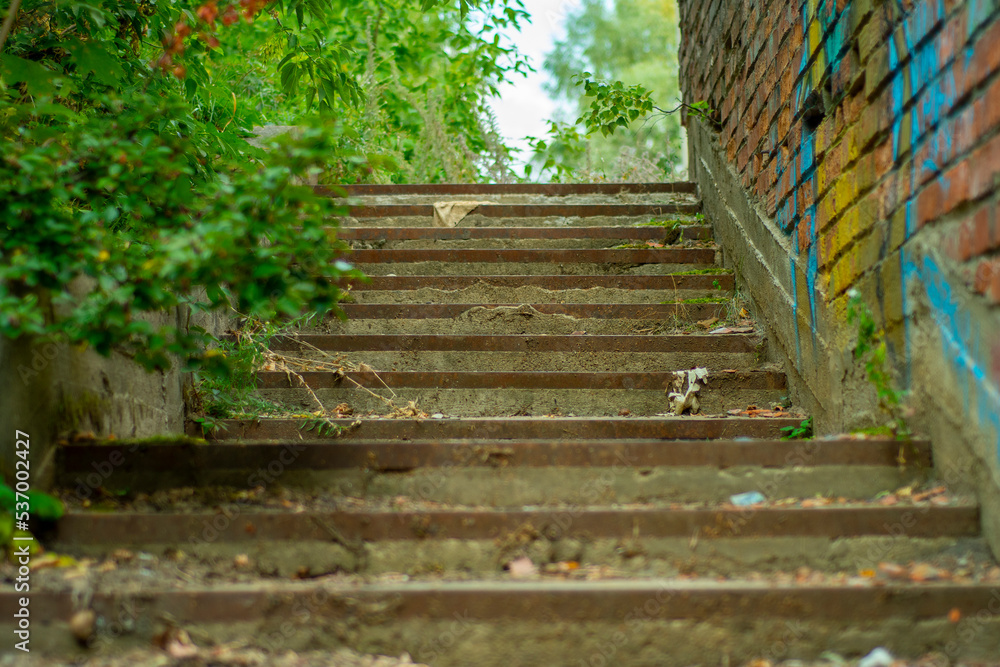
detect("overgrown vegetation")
(846, 289), (910, 439)
(781, 417), (813, 440)
(1, 0), (528, 376)
(527, 0), (684, 182)
(0, 482), (65, 558)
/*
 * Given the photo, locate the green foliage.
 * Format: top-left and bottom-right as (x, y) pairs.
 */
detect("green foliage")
(781, 417), (813, 441)
(846, 290), (910, 439)
(1, 0), (527, 377)
(0, 483), (65, 520)
(300, 416), (343, 437)
(574, 74), (654, 137)
(541, 0), (683, 179)
(0, 482), (66, 555)
(686, 100), (717, 125)
(673, 268), (730, 275)
(524, 121), (587, 183)
(191, 318), (289, 428)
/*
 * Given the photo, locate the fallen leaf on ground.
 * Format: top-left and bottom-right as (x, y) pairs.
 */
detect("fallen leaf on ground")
(877, 562), (908, 580)
(912, 486), (947, 502)
(909, 562), (949, 582)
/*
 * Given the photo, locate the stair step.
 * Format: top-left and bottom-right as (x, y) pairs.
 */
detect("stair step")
(8, 581), (1000, 664)
(267, 334), (755, 353)
(257, 369), (783, 391)
(346, 274), (733, 290)
(266, 334), (760, 371)
(57, 438), (928, 501)
(60, 438), (930, 471)
(338, 226), (712, 241)
(51, 505), (980, 546)
(347, 203), (701, 218)
(337, 303), (726, 319)
(189, 417), (807, 441)
(348, 248), (714, 264)
(351, 287), (727, 305)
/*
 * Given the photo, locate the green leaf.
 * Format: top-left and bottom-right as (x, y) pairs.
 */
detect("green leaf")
(0, 55), (65, 97)
(26, 491), (64, 520)
(64, 38), (124, 88)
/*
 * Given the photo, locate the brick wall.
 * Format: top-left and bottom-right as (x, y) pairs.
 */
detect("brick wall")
(678, 0), (1000, 551)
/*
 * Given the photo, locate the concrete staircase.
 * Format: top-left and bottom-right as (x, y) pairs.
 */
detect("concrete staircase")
(11, 183), (1000, 664)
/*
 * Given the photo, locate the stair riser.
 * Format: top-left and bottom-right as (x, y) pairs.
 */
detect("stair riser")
(283, 351), (760, 372)
(261, 387), (788, 417)
(9, 590), (1000, 663)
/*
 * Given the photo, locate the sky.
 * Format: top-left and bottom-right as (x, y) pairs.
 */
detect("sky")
(487, 0), (582, 157)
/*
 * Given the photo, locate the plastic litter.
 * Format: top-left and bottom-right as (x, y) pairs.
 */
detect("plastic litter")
(858, 647), (894, 667)
(730, 491), (766, 506)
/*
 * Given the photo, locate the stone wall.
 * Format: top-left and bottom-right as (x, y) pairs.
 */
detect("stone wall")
(0, 302), (232, 489)
(678, 0), (1000, 553)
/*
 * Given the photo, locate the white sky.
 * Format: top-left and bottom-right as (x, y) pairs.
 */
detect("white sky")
(487, 0), (583, 157)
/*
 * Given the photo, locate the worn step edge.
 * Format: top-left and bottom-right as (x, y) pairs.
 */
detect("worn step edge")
(5, 580), (998, 623)
(263, 334), (756, 354)
(338, 226), (711, 241)
(57, 439), (932, 475)
(347, 204), (701, 218)
(343, 274), (735, 291)
(256, 370), (785, 391)
(50, 506), (979, 544)
(190, 417), (807, 441)
(319, 182), (699, 197)
(337, 303), (727, 320)
(348, 248), (715, 264)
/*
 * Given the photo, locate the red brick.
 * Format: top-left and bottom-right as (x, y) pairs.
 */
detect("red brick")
(970, 133), (1000, 201)
(963, 204), (1000, 259)
(917, 180), (944, 227)
(973, 258), (1000, 302)
(974, 75), (1000, 141)
(942, 161), (970, 216)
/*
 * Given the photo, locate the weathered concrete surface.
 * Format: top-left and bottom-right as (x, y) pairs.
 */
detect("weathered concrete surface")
(0, 319), (185, 490)
(0, 301), (232, 489)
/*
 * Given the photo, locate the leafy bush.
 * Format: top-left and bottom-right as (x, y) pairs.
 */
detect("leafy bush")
(1, 0), (524, 374)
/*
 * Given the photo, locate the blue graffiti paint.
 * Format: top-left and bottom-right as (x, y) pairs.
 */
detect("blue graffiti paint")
(790, 257), (802, 365)
(889, 38), (905, 161)
(902, 250), (1000, 463)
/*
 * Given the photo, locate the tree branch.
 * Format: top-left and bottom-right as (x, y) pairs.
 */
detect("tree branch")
(0, 0), (23, 53)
